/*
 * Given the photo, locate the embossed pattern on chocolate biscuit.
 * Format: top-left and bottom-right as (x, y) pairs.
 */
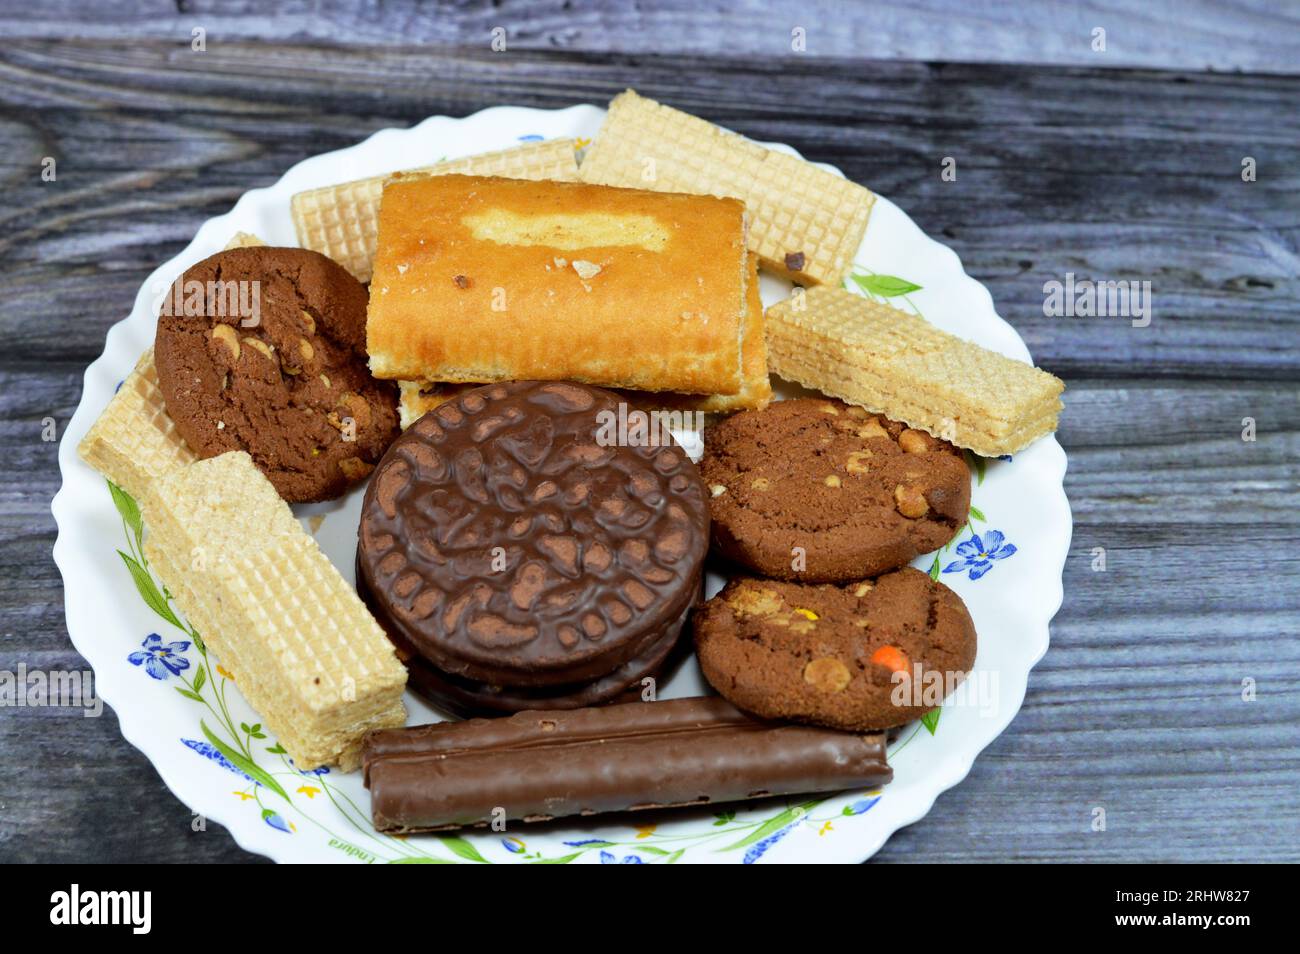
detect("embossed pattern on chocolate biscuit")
(357, 381), (710, 712)
(701, 398), (970, 582)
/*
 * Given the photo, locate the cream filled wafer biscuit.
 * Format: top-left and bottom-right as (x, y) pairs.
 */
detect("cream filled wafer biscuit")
(77, 349), (197, 506)
(292, 139), (580, 282)
(367, 174), (749, 395)
(579, 90), (874, 286)
(765, 286), (1064, 456)
(141, 451), (407, 770)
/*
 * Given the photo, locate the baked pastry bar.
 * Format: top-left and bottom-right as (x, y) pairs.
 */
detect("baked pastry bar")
(765, 286), (1065, 456)
(396, 381), (460, 430)
(291, 139), (580, 283)
(632, 252), (771, 412)
(393, 254), (772, 425)
(141, 451), (407, 770)
(367, 174), (750, 395)
(580, 89), (874, 286)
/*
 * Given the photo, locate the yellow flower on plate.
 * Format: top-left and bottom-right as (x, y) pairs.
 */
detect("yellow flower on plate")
(232, 791), (254, 801)
(216, 665), (235, 681)
(634, 824), (656, 840)
(297, 785), (321, 799)
(818, 821), (833, 836)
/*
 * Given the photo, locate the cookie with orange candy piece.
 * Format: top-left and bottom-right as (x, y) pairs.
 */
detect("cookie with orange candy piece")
(693, 567), (976, 730)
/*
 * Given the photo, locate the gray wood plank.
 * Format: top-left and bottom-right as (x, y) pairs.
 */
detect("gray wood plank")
(0, 45), (1295, 379)
(1, 0), (1298, 75)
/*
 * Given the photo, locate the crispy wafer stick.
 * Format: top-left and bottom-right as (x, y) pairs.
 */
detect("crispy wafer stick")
(579, 90), (874, 286)
(291, 139), (580, 282)
(765, 286), (1064, 456)
(77, 349), (197, 506)
(141, 452), (407, 771)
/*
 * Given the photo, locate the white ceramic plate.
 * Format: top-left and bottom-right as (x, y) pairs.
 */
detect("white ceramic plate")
(52, 103), (1070, 864)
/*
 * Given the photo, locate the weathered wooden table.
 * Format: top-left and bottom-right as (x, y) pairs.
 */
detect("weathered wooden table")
(2, 4), (1297, 862)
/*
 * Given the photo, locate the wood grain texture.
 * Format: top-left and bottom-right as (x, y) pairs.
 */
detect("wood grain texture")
(2, 0), (1298, 74)
(0, 34), (1297, 863)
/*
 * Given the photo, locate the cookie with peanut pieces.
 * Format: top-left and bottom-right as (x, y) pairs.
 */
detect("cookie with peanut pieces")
(155, 246), (399, 501)
(700, 398), (970, 581)
(694, 568), (977, 730)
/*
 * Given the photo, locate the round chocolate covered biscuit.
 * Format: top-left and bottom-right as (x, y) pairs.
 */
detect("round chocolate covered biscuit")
(357, 380), (709, 711)
(155, 246), (399, 502)
(701, 398), (970, 582)
(694, 568), (977, 731)
(357, 563), (692, 717)
(398, 609), (686, 717)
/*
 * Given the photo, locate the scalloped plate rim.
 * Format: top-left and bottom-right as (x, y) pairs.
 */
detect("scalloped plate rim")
(52, 101), (1070, 864)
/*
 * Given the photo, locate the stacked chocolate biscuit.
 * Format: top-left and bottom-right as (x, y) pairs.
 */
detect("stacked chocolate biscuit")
(355, 380), (710, 717)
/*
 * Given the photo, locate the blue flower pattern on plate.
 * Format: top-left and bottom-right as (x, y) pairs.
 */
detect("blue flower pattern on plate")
(599, 851), (644, 864)
(743, 820), (800, 864)
(128, 633), (190, 679)
(181, 739), (256, 784)
(843, 795), (881, 816)
(943, 530), (1017, 581)
(263, 810), (293, 833)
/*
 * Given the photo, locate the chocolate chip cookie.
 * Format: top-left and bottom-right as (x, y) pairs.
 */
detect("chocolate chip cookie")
(694, 568), (977, 730)
(155, 246), (399, 501)
(701, 398), (970, 581)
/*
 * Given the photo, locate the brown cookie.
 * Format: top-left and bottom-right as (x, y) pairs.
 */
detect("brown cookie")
(155, 246), (399, 501)
(694, 568), (977, 730)
(701, 398), (970, 581)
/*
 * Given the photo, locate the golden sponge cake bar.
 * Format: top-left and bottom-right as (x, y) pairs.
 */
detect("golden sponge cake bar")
(580, 90), (874, 286)
(291, 139), (580, 283)
(766, 286), (1064, 456)
(623, 252), (770, 413)
(395, 254), (771, 426)
(367, 174), (750, 396)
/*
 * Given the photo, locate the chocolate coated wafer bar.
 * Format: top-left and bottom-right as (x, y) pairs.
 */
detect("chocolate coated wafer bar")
(363, 697), (891, 832)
